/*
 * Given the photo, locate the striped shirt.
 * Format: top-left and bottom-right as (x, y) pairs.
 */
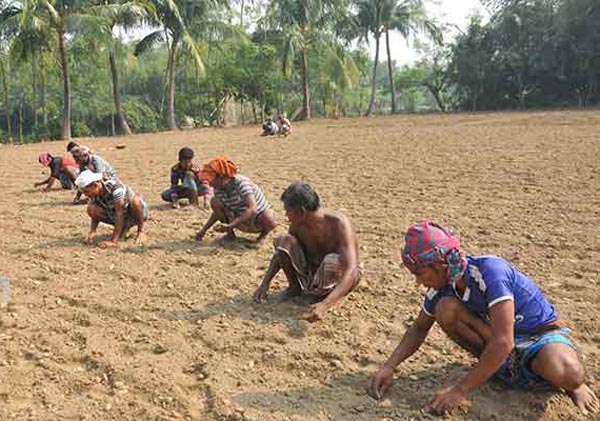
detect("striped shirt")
(80, 155), (117, 179)
(93, 179), (134, 211)
(215, 175), (268, 217)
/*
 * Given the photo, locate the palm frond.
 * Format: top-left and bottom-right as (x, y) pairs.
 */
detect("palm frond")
(134, 29), (164, 55)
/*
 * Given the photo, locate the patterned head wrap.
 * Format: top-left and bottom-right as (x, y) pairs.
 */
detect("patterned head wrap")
(38, 152), (52, 167)
(401, 221), (467, 283)
(200, 156), (238, 183)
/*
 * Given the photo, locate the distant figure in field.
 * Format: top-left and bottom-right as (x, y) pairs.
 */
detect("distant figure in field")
(368, 221), (599, 416)
(278, 113), (292, 137)
(195, 157), (276, 243)
(71, 146), (117, 181)
(253, 181), (360, 322)
(261, 117), (280, 136)
(34, 152), (80, 193)
(75, 170), (148, 248)
(161, 147), (211, 209)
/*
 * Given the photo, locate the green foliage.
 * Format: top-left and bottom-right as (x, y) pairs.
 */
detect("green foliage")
(3, 0), (600, 143)
(123, 97), (159, 132)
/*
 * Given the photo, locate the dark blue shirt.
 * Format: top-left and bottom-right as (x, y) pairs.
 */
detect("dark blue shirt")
(423, 255), (558, 334)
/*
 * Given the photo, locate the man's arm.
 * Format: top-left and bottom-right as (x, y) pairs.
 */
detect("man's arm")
(227, 194), (257, 229)
(253, 251), (282, 302)
(34, 176), (53, 188)
(368, 310), (435, 399)
(170, 168), (179, 187)
(100, 199), (125, 247)
(87, 216), (100, 244)
(196, 210), (220, 240)
(315, 218), (357, 310)
(426, 300), (515, 414)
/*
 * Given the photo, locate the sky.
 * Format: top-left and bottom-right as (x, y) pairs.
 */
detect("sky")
(382, 0), (487, 65)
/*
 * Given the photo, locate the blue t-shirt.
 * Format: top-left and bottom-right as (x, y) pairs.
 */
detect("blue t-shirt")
(422, 255), (557, 334)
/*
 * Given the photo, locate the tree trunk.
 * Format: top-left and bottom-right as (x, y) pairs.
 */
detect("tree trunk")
(300, 47), (311, 120)
(426, 85), (445, 112)
(109, 49), (132, 136)
(58, 22), (71, 140)
(33, 52), (38, 135)
(252, 102), (258, 124)
(18, 87), (24, 142)
(385, 30), (396, 114)
(365, 32), (381, 116)
(166, 35), (180, 130)
(40, 51), (47, 129)
(240, 97), (244, 125)
(0, 60), (12, 143)
(240, 0), (245, 26)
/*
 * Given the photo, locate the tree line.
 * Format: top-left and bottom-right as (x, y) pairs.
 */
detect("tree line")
(0, 0), (599, 143)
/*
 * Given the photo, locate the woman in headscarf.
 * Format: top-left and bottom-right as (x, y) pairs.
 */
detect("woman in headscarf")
(368, 221), (598, 416)
(195, 156), (277, 244)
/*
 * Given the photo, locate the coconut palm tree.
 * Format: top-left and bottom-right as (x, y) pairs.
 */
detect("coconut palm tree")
(90, 1), (153, 135)
(354, 0), (439, 115)
(135, 0), (208, 130)
(266, 0), (353, 120)
(6, 0), (117, 139)
(386, 0), (439, 113)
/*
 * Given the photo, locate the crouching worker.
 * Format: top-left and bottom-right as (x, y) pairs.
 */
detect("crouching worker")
(75, 170), (149, 248)
(261, 117), (279, 136)
(195, 157), (276, 243)
(253, 181), (360, 323)
(278, 114), (292, 136)
(161, 147), (211, 209)
(35, 152), (80, 198)
(368, 221), (599, 415)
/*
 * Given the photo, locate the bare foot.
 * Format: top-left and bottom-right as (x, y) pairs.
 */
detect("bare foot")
(568, 383), (600, 415)
(256, 230), (271, 244)
(216, 231), (236, 244)
(273, 288), (301, 304)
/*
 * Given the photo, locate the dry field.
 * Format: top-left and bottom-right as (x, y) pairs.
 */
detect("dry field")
(0, 110), (598, 421)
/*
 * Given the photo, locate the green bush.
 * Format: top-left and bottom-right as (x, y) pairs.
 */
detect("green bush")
(72, 121), (92, 138)
(123, 97), (159, 133)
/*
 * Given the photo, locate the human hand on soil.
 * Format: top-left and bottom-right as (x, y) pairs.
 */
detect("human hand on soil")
(367, 365), (394, 400)
(253, 284), (269, 303)
(425, 386), (466, 415)
(98, 240), (118, 249)
(195, 230), (206, 241)
(301, 302), (327, 322)
(134, 233), (147, 245)
(86, 232), (96, 244)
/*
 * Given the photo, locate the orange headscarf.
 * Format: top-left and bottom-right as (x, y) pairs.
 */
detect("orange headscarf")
(200, 156), (238, 183)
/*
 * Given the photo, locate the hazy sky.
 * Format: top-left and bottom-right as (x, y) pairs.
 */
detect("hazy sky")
(383, 0), (487, 65)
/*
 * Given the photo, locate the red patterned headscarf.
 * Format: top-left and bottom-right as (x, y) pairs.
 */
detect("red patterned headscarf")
(401, 221), (467, 283)
(38, 152), (52, 167)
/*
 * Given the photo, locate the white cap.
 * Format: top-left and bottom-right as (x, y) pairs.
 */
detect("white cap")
(75, 170), (103, 189)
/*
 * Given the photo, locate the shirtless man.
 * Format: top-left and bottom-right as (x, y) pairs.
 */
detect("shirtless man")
(75, 170), (148, 248)
(253, 181), (360, 322)
(368, 221), (599, 415)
